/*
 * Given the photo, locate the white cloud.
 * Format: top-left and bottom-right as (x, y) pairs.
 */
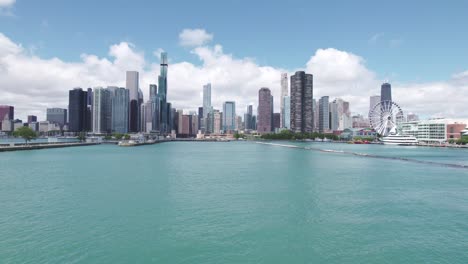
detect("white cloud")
(0, 31), (467, 122)
(0, 0), (15, 7)
(179, 28), (213, 47)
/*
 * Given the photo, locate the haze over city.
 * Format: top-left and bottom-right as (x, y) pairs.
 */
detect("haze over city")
(1, 0), (468, 121)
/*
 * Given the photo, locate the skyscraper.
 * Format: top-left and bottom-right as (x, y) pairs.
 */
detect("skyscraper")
(158, 52), (169, 133)
(68, 88), (88, 132)
(202, 83), (212, 133)
(222, 101), (236, 132)
(149, 84), (158, 99)
(244, 105), (253, 130)
(126, 71), (140, 132)
(92, 87), (112, 134)
(273, 113), (281, 129)
(112, 88), (129, 134)
(381, 83), (392, 102)
(198, 107), (203, 132)
(290, 71), (313, 133)
(318, 96), (330, 133)
(257, 88), (272, 134)
(0, 105), (14, 121)
(27, 115), (37, 123)
(46, 108), (67, 128)
(280, 73), (289, 128)
(283, 96), (290, 129)
(369, 95), (381, 113)
(213, 110), (222, 134)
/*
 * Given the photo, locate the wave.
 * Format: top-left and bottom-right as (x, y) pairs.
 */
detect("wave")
(256, 142), (468, 170)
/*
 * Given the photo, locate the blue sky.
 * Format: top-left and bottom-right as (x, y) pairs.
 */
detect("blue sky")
(1, 0), (468, 120)
(2, 0), (468, 82)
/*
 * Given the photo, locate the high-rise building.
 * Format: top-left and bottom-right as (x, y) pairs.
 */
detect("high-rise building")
(0, 105), (14, 131)
(27, 115), (37, 123)
(369, 95), (381, 113)
(222, 101), (236, 132)
(198, 107), (203, 132)
(92, 87), (112, 134)
(273, 113), (281, 129)
(149, 84), (157, 99)
(283, 96), (290, 129)
(0, 105), (14, 121)
(381, 83), (392, 102)
(280, 73), (289, 128)
(68, 88), (88, 132)
(318, 96), (330, 133)
(235, 116), (243, 131)
(202, 83), (213, 133)
(126, 71), (140, 132)
(257, 88), (273, 134)
(46, 108), (67, 128)
(313, 99), (319, 130)
(290, 71), (313, 133)
(244, 105), (254, 130)
(213, 110), (222, 134)
(158, 52), (169, 133)
(112, 88), (129, 134)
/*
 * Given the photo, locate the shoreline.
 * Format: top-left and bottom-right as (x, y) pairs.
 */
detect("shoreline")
(0, 142), (100, 152)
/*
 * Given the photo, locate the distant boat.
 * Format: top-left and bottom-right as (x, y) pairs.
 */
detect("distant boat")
(382, 134), (418, 146)
(118, 140), (137, 146)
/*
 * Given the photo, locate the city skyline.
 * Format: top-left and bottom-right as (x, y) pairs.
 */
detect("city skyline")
(1, 2), (468, 121)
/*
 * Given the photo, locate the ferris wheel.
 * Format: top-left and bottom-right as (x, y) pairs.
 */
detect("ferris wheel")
(369, 100), (405, 136)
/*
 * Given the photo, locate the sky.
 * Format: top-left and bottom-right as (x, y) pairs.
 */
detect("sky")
(1, 0), (468, 121)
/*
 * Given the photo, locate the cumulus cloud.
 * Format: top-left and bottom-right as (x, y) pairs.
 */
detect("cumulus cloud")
(0, 31), (467, 122)
(0, 0), (15, 7)
(179, 28), (213, 47)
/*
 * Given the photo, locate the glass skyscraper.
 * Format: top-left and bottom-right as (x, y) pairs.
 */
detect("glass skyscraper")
(68, 88), (88, 132)
(381, 83), (392, 102)
(126, 71), (140, 132)
(257, 88), (272, 134)
(318, 96), (330, 133)
(222, 101), (236, 132)
(283, 96), (290, 129)
(112, 88), (129, 134)
(158, 52), (169, 133)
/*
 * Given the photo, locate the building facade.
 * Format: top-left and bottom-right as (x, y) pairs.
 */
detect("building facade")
(290, 71), (313, 133)
(318, 96), (330, 133)
(283, 96), (290, 129)
(68, 88), (88, 132)
(112, 88), (129, 134)
(92, 87), (112, 134)
(381, 83), (392, 102)
(222, 101), (236, 133)
(280, 73), (288, 128)
(46, 108), (67, 128)
(257, 88), (272, 134)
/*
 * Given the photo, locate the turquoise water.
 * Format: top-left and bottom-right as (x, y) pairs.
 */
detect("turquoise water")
(1, 141), (468, 263)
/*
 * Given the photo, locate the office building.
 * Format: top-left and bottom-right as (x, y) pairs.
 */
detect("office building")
(126, 71), (140, 132)
(273, 113), (281, 129)
(222, 101), (236, 132)
(283, 96), (291, 129)
(112, 88), (129, 134)
(280, 73), (288, 128)
(46, 108), (67, 128)
(318, 96), (330, 133)
(92, 88), (112, 134)
(68, 88), (88, 132)
(381, 83), (392, 102)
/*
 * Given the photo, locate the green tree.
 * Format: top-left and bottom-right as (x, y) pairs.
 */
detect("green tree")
(124, 134), (131, 140)
(13, 126), (37, 144)
(114, 133), (123, 140)
(77, 132), (87, 142)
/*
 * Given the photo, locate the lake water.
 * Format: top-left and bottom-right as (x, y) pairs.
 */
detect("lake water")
(1, 141), (468, 263)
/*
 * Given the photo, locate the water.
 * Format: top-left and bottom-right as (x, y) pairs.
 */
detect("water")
(1, 141), (468, 263)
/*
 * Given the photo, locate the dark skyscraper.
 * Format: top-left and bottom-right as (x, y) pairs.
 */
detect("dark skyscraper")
(273, 113), (281, 129)
(381, 83), (392, 102)
(0, 105), (14, 121)
(198, 107), (203, 132)
(27, 115), (37, 123)
(290, 71), (313, 133)
(68, 88), (88, 132)
(126, 71), (140, 132)
(257, 88), (272, 134)
(244, 105), (253, 130)
(47, 108), (67, 128)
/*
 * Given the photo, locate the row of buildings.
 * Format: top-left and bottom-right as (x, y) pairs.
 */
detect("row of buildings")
(2, 54), (467, 142)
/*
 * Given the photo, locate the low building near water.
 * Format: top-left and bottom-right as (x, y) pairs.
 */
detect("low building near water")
(400, 118), (467, 144)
